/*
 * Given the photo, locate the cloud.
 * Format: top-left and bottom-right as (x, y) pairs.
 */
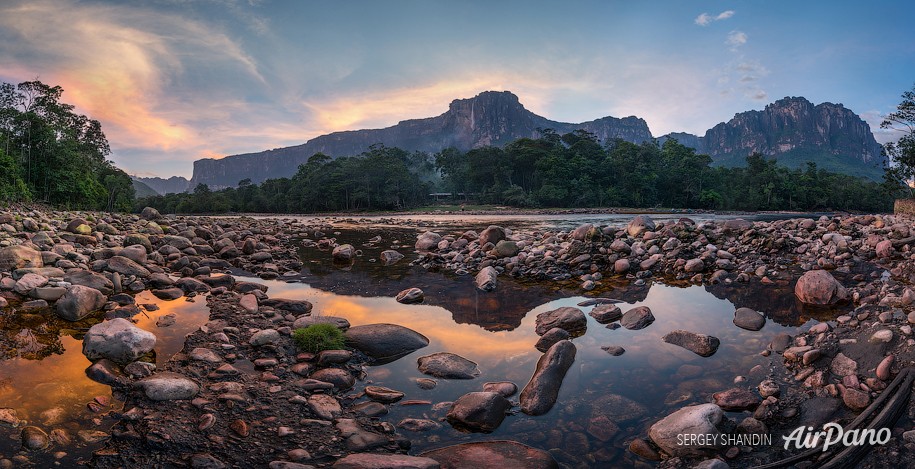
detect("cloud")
(695, 10), (735, 26)
(726, 30), (748, 50)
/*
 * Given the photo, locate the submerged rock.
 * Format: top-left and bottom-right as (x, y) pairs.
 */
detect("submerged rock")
(520, 340), (576, 415)
(620, 306), (654, 330)
(648, 404), (726, 457)
(333, 453), (440, 469)
(662, 330), (720, 357)
(733, 307), (766, 331)
(417, 352), (480, 379)
(421, 440), (558, 469)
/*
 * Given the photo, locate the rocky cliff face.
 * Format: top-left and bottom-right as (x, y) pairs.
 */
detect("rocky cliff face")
(189, 91), (654, 188)
(133, 176), (190, 195)
(659, 97), (885, 179)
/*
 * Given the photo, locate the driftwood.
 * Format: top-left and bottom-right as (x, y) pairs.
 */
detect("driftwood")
(752, 367), (915, 469)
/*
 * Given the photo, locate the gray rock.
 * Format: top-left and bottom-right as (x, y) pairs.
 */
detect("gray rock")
(140, 207), (162, 220)
(626, 215), (656, 237)
(344, 324), (429, 363)
(417, 352), (480, 379)
(0, 245), (43, 271)
(535, 327), (570, 352)
(474, 266), (498, 292)
(620, 306), (655, 330)
(136, 372), (199, 400)
(56, 285), (106, 321)
(106, 255), (151, 277)
(83, 318), (156, 364)
(64, 270), (114, 295)
(262, 298), (313, 314)
(649, 404), (726, 457)
(494, 240), (519, 257)
(250, 329), (281, 346)
(733, 308), (766, 331)
(662, 330), (720, 357)
(520, 340), (576, 415)
(446, 391), (511, 433)
(534, 306), (587, 336)
(379, 250), (404, 265)
(85, 358), (130, 387)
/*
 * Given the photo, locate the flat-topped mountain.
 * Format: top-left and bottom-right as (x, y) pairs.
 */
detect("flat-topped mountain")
(132, 176), (190, 195)
(659, 97), (885, 179)
(186, 92), (886, 189)
(188, 91), (653, 188)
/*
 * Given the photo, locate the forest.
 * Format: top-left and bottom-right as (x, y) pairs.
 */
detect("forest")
(0, 80), (134, 211)
(137, 130), (900, 214)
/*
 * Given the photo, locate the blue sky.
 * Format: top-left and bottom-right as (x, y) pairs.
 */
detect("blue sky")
(1, 0), (913, 178)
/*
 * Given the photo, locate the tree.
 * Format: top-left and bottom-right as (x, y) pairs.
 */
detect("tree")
(882, 83), (915, 197)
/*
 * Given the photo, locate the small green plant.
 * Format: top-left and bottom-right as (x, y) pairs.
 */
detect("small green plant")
(292, 323), (345, 353)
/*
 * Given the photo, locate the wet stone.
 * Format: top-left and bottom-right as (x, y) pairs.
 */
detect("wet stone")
(417, 352), (481, 379)
(620, 306), (654, 330)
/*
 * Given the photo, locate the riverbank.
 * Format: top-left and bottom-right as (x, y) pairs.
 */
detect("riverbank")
(1, 206), (914, 468)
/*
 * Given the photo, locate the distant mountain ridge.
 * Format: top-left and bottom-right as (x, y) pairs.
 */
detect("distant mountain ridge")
(132, 176), (190, 195)
(186, 91), (886, 188)
(188, 91), (653, 188)
(658, 97), (886, 179)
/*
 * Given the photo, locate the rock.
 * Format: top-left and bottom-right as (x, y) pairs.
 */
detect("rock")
(317, 349), (353, 364)
(190, 348), (222, 363)
(723, 218), (753, 233)
(535, 327), (570, 353)
(140, 207), (162, 220)
(794, 270), (847, 305)
(684, 258), (704, 273)
(136, 372), (200, 400)
(0, 408), (19, 427)
(876, 239), (894, 258)
(520, 340), (576, 415)
(364, 386), (404, 404)
(397, 418), (441, 432)
(877, 355), (894, 381)
(308, 394), (342, 420)
(694, 460), (730, 469)
(446, 391), (511, 433)
(415, 232), (442, 251)
(474, 266), (498, 292)
(417, 352), (481, 379)
(239, 294), (259, 314)
(601, 345), (625, 356)
(124, 233), (153, 252)
(85, 358), (130, 387)
(629, 438), (661, 461)
(344, 324), (429, 363)
(843, 388), (870, 411)
(152, 288), (184, 300)
(380, 250), (404, 265)
(494, 240), (519, 257)
(56, 285), (107, 321)
(82, 318), (156, 364)
(711, 388), (761, 411)
(627, 215), (655, 237)
(64, 270), (114, 295)
(478, 226), (506, 247)
(106, 255), (151, 277)
(758, 379), (780, 398)
(14, 272), (48, 295)
(309, 368), (355, 390)
(120, 245), (148, 264)
(293, 316), (350, 330)
(768, 333), (792, 352)
(396, 287), (424, 304)
(482, 381), (518, 398)
(589, 304), (622, 323)
(830, 353), (858, 376)
(648, 404), (726, 457)
(614, 258), (630, 273)
(249, 329), (281, 346)
(662, 330), (720, 357)
(870, 329), (893, 343)
(176, 277), (210, 294)
(620, 306), (654, 330)
(0, 245), (43, 271)
(21, 426), (50, 450)
(332, 244), (355, 262)
(421, 441), (558, 469)
(733, 308), (766, 331)
(262, 298), (313, 314)
(333, 453), (440, 469)
(534, 307), (587, 336)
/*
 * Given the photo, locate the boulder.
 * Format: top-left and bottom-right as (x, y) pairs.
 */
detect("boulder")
(534, 327), (570, 352)
(0, 245), (43, 271)
(534, 306), (587, 336)
(662, 330), (720, 357)
(420, 440), (557, 469)
(712, 388), (761, 411)
(626, 215), (655, 237)
(474, 266), (498, 292)
(344, 324), (429, 363)
(380, 250), (404, 265)
(415, 232), (442, 251)
(520, 340), (576, 415)
(106, 255), (151, 278)
(478, 226), (506, 247)
(620, 306), (655, 330)
(794, 270), (847, 305)
(446, 391), (511, 433)
(417, 352), (480, 379)
(136, 372), (199, 400)
(140, 207), (162, 220)
(396, 287), (424, 304)
(82, 318), (156, 364)
(56, 285), (107, 321)
(65, 270), (114, 295)
(733, 308), (766, 331)
(589, 304), (622, 324)
(332, 244), (356, 262)
(494, 240), (520, 257)
(648, 404), (726, 457)
(14, 273), (48, 295)
(262, 298), (313, 314)
(293, 315), (350, 330)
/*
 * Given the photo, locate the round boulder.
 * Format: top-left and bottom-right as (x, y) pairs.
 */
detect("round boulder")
(794, 269), (847, 305)
(82, 318), (156, 364)
(56, 285), (107, 321)
(344, 324), (429, 364)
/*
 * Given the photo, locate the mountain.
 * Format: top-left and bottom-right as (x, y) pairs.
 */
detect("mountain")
(188, 91), (654, 188)
(658, 97), (886, 180)
(133, 176), (190, 195)
(131, 179), (159, 198)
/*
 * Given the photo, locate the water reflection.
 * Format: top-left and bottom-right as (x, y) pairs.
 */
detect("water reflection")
(250, 274), (816, 466)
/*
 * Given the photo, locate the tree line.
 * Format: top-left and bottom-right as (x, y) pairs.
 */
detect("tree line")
(137, 130), (901, 214)
(0, 80), (134, 210)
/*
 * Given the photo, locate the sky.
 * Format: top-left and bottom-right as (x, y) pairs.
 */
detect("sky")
(1, 0), (914, 179)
